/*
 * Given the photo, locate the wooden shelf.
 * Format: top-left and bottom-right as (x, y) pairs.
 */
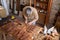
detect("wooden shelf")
(34, 0), (52, 25)
(36, 0), (49, 3)
(40, 1), (48, 3)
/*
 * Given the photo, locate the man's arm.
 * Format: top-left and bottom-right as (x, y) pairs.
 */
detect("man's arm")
(23, 14), (28, 23)
(23, 7), (28, 23)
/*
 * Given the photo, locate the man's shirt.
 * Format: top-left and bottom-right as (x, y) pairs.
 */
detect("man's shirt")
(23, 6), (38, 22)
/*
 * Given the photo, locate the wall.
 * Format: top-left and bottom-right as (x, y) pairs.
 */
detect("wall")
(49, 0), (60, 25)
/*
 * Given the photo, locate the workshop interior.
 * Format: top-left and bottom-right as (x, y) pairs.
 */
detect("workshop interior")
(0, 0), (60, 40)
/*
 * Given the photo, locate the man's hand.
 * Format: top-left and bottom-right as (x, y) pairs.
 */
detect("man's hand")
(28, 22), (32, 25)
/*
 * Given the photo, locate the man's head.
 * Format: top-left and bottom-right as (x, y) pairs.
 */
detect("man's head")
(26, 8), (32, 15)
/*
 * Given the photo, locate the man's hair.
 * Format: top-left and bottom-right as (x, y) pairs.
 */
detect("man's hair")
(26, 8), (32, 14)
(26, 8), (31, 11)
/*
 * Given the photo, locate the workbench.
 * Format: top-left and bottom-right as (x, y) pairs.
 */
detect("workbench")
(0, 18), (59, 40)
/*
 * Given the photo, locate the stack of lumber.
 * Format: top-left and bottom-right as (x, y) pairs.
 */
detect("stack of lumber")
(1, 19), (42, 40)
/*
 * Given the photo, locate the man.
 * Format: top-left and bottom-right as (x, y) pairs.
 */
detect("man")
(1, 0), (9, 18)
(0, 0), (9, 19)
(0, 0), (9, 25)
(23, 6), (38, 25)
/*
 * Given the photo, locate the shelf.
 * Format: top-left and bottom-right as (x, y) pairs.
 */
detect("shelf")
(39, 11), (47, 14)
(40, 1), (48, 4)
(33, 0), (52, 25)
(36, 0), (49, 4)
(36, 6), (47, 10)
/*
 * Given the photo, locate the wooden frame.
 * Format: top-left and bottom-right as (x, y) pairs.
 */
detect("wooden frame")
(33, 0), (53, 25)
(45, 0), (53, 25)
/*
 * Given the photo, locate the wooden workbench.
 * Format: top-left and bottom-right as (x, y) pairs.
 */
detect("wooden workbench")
(0, 18), (59, 40)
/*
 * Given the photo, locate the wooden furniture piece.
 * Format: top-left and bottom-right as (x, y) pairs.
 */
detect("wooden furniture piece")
(33, 0), (52, 26)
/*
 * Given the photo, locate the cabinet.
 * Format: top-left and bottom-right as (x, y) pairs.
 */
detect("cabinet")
(34, 0), (49, 13)
(33, 0), (52, 26)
